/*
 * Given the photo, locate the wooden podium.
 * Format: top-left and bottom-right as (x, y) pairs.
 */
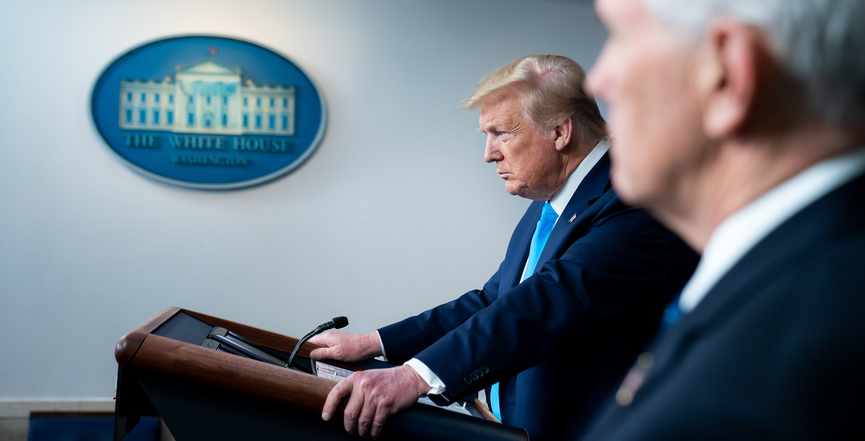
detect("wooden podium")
(113, 307), (529, 441)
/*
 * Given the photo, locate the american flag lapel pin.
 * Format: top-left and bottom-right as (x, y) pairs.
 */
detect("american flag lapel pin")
(568, 213), (577, 223)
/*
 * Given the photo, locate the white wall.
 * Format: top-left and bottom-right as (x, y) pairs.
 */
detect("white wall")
(0, 0), (607, 399)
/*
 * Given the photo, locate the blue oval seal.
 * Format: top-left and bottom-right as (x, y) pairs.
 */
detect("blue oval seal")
(91, 35), (327, 189)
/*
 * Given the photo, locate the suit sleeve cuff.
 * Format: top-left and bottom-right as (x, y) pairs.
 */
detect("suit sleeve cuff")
(375, 330), (388, 362)
(404, 358), (447, 395)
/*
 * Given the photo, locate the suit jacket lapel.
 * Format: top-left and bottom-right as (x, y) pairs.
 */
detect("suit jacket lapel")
(646, 172), (865, 384)
(534, 153), (612, 274)
(499, 201), (543, 291)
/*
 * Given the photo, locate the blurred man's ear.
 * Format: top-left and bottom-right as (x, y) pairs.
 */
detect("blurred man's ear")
(698, 20), (766, 139)
(553, 117), (574, 151)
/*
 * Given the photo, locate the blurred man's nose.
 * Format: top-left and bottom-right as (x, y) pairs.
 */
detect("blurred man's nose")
(585, 70), (602, 99)
(585, 52), (609, 100)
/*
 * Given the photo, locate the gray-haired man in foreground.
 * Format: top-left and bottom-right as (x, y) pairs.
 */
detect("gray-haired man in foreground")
(583, 0), (865, 439)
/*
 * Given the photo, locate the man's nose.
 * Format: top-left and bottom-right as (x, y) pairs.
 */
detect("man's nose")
(484, 138), (502, 163)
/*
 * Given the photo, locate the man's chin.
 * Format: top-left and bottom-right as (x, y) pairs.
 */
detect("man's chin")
(505, 184), (524, 198)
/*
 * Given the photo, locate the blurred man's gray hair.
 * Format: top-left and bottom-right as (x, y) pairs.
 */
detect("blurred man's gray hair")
(644, 0), (865, 127)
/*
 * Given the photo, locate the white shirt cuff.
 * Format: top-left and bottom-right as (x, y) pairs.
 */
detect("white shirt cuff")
(375, 330), (388, 362)
(405, 358), (447, 395)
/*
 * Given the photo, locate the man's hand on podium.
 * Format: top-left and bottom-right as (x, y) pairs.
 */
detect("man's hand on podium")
(321, 365), (433, 439)
(308, 331), (382, 362)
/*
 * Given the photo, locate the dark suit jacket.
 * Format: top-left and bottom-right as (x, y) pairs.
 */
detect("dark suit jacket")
(584, 171), (865, 440)
(378, 155), (698, 440)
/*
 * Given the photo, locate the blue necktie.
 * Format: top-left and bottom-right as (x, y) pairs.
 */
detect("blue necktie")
(658, 293), (683, 335)
(491, 202), (559, 421)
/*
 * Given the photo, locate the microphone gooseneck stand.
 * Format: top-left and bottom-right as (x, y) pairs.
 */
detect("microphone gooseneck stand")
(286, 316), (349, 372)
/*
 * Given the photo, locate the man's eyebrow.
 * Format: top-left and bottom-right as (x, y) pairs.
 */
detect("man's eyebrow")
(478, 123), (500, 133)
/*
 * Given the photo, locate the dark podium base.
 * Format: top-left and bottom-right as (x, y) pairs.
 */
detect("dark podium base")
(113, 308), (529, 441)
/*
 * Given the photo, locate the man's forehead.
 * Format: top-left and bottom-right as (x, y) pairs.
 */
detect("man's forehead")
(596, 0), (648, 28)
(478, 97), (522, 130)
(478, 116), (509, 132)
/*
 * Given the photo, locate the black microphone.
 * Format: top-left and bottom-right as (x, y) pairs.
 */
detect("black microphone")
(329, 316), (349, 329)
(286, 316), (349, 372)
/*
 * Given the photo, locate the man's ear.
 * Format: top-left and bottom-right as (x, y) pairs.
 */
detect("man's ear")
(553, 117), (574, 151)
(699, 20), (764, 138)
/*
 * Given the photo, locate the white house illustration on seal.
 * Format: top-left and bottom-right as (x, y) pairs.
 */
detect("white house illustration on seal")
(119, 58), (296, 135)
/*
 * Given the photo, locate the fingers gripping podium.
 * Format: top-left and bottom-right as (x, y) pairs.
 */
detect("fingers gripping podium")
(113, 307), (529, 441)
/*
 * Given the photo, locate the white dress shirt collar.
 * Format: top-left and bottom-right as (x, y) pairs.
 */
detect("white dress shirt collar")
(548, 137), (610, 217)
(679, 148), (865, 313)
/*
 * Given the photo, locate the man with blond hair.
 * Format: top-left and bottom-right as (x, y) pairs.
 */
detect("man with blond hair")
(313, 55), (697, 440)
(582, 0), (865, 439)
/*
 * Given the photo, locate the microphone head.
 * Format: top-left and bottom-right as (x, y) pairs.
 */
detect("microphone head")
(332, 316), (349, 329)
